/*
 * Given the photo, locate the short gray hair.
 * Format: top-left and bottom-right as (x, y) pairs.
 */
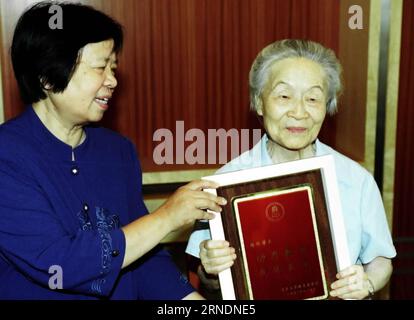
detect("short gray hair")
(249, 39), (343, 115)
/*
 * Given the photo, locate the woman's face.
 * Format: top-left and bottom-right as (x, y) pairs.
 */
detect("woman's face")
(45, 39), (118, 126)
(258, 57), (327, 151)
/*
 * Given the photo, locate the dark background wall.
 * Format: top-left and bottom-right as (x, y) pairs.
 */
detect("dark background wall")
(390, 0), (414, 300)
(1, 0), (371, 173)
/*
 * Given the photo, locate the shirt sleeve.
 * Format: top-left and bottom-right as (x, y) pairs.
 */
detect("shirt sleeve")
(359, 174), (397, 263)
(185, 229), (211, 258)
(0, 155), (125, 297)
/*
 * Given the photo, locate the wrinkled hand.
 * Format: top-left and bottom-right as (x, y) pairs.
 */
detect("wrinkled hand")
(199, 240), (237, 275)
(330, 265), (372, 299)
(157, 180), (227, 231)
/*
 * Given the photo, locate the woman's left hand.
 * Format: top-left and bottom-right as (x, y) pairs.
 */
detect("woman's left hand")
(329, 265), (372, 299)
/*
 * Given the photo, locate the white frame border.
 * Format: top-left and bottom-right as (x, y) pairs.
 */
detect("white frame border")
(202, 154), (351, 300)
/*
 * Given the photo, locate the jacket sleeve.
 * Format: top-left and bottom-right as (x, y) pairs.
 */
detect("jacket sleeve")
(126, 140), (195, 299)
(132, 248), (195, 300)
(0, 155), (125, 297)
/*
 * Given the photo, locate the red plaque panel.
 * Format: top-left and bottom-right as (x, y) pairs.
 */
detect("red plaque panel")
(215, 169), (338, 300)
(232, 185), (327, 300)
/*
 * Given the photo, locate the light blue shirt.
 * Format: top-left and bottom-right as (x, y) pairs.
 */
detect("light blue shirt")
(186, 134), (396, 265)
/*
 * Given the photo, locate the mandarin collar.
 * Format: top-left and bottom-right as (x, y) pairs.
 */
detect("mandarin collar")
(26, 105), (90, 162)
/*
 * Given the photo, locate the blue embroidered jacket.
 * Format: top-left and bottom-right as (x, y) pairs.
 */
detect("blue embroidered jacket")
(0, 106), (193, 299)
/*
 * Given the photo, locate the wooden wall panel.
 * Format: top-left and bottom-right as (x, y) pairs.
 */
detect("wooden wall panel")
(391, 0), (414, 300)
(1, 0), (348, 172)
(0, 0), (36, 125)
(335, 0), (370, 164)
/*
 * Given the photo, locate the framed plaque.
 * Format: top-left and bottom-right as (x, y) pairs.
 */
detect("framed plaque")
(202, 155), (350, 300)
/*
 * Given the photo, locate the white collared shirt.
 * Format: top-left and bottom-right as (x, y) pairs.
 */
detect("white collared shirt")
(186, 134), (396, 265)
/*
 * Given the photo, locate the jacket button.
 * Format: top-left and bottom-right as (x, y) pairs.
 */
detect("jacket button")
(83, 203), (89, 212)
(111, 250), (120, 257)
(71, 166), (79, 175)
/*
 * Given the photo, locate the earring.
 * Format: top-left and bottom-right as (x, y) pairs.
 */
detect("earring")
(40, 77), (52, 90)
(42, 83), (52, 90)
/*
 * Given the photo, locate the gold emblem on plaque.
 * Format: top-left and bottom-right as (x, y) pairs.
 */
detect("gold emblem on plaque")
(265, 202), (285, 222)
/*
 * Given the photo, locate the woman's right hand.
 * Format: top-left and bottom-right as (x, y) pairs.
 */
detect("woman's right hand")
(122, 180), (226, 269)
(199, 240), (237, 275)
(155, 180), (227, 232)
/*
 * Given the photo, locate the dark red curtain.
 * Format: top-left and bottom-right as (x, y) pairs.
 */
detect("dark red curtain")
(391, 0), (414, 300)
(1, 0), (340, 171)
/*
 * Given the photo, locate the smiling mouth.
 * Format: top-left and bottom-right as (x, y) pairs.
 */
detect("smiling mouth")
(286, 127), (307, 133)
(94, 97), (110, 110)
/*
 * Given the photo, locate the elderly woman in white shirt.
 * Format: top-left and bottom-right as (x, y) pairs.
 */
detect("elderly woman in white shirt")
(186, 39), (396, 300)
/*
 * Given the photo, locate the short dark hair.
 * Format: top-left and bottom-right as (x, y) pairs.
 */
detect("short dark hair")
(11, 1), (123, 104)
